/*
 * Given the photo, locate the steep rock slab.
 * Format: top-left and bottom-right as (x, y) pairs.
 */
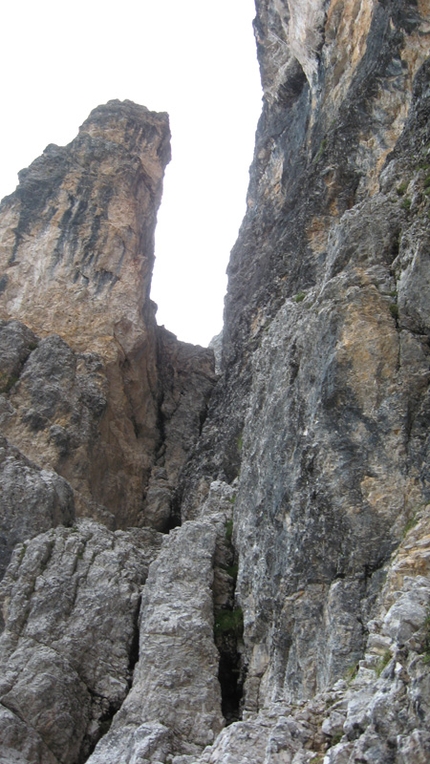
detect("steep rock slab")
(181, 0), (430, 512)
(0, 520), (163, 763)
(87, 521), (224, 762)
(235, 177), (430, 706)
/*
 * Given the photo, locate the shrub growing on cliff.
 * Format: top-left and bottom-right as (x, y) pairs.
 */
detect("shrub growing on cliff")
(214, 607), (243, 639)
(344, 664), (359, 684)
(389, 303), (399, 319)
(402, 513), (418, 537)
(294, 291), (306, 303)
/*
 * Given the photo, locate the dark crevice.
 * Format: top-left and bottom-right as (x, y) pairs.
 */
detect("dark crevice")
(199, 403), (209, 436)
(80, 595), (143, 761)
(390, 233), (400, 262)
(213, 516), (244, 725)
(128, 598), (141, 678)
(164, 493), (182, 532)
(214, 603), (244, 724)
(277, 59), (308, 108)
(78, 699), (117, 764)
(216, 626), (244, 724)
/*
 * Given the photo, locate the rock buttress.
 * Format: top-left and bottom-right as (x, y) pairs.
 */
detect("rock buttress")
(0, 100), (170, 527)
(0, 101), (216, 532)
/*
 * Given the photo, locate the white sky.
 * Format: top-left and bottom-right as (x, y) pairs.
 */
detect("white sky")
(0, 0), (262, 347)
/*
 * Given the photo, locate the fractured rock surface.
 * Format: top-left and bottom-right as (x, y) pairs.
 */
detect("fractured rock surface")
(0, 520), (163, 762)
(1, 1), (430, 763)
(87, 520), (224, 762)
(0, 435), (74, 583)
(182, 0), (430, 717)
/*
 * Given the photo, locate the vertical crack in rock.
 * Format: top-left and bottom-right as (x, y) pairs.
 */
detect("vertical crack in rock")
(213, 513), (244, 724)
(127, 594), (142, 680)
(195, 480), (246, 726)
(86, 521), (224, 762)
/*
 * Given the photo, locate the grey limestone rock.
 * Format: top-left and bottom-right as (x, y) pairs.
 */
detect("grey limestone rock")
(170, 1), (430, 760)
(382, 578), (430, 643)
(0, 519), (163, 762)
(0, 435), (74, 583)
(1, 1), (430, 762)
(0, 320), (39, 395)
(180, 0), (430, 718)
(87, 520), (224, 762)
(182, 542), (430, 762)
(208, 331), (223, 375)
(144, 326), (217, 530)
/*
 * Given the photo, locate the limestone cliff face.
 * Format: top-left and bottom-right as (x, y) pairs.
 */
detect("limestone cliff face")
(0, 101), (216, 537)
(226, 0), (430, 713)
(180, 0), (430, 760)
(1, 3), (430, 764)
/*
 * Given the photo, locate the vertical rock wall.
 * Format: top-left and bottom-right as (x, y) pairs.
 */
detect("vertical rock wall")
(179, 0), (430, 753)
